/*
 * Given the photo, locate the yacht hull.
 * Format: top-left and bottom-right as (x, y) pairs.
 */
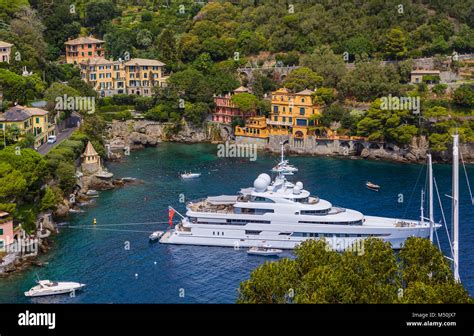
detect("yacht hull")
(160, 222), (433, 250)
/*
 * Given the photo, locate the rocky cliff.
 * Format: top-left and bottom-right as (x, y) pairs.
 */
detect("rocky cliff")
(105, 120), (231, 159)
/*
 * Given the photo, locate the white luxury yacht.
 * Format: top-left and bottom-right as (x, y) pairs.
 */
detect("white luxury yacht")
(25, 280), (86, 297)
(161, 159), (440, 250)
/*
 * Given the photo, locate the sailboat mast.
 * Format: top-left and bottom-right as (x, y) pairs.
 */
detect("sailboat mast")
(452, 134), (460, 282)
(428, 154), (434, 242)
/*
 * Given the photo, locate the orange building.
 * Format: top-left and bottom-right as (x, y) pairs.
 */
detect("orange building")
(65, 36), (105, 65)
(235, 116), (269, 139)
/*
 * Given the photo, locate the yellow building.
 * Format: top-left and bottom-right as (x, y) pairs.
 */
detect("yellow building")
(80, 57), (126, 96)
(235, 116), (269, 139)
(124, 58), (169, 96)
(79, 58), (168, 97)
(268, 88), (321, 139)
(0, 105), (55, 148)
(0, 40), (13, 63)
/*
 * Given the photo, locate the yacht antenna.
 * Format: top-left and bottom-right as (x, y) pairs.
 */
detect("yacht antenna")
(427, 154), (434, 242)
(280, 142), (284, 163)
(420, 189), (425, 226)
(452, 133), (460, 282)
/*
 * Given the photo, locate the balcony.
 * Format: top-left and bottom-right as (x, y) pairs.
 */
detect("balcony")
(266, 119), (292, 126)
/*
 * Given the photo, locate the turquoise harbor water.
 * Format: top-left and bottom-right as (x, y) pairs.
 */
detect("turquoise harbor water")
(0, 143), (473, 303)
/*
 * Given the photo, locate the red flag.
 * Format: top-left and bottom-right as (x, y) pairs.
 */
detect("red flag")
(168, 207), (175, 227)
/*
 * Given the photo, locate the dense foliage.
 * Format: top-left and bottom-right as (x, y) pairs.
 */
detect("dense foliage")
(238, 238), (472, 304)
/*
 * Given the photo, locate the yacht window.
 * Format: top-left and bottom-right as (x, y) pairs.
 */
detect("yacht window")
(278, 232), (292, 235)
(245, 230), (262, 235)
(238, 208), (274, 215)
(298, 220), (363, 225)
(251, 196), (274, 203)
(300, 210), (329, 215)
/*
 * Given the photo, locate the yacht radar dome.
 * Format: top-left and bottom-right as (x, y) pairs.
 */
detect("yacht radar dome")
(258, 173), (271, 184)
(254, 177), (269, 192)
(293, 186), (301, 194)
(295, 181), (303, 189)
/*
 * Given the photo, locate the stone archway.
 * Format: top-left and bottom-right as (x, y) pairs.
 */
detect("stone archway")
(294, 130), (304, 138)
(353, 142), (365, 156)
(369, 143), (381, 150)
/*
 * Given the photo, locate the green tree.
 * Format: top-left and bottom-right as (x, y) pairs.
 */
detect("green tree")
(384, 28), (407, 60)
(452, 84), (474, 108)
(238, 238), (472, 304)
(231, 93), (258, 114)
(56, 161), (76, 193)
(300, 46), (347, 88)
(40, 186), (57, 212)
(431, 84), (448, 97)
(283, 67), (323, 92)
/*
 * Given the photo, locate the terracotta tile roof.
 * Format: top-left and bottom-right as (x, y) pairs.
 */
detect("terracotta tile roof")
(0, 106), (32, 122)
(65, 36), (105, 45)
(0, 40), (13, 48)
(83, 141), (98, 156)
(124, 58), (165, 67)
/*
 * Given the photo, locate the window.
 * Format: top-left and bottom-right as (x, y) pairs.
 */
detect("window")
(273, 106), (278, 113)
(296, 119), (307, 126)
(302, 98), (305, 103)
(300, 210), (329, 215)
(282, 117), (286, 122)
(0, 228), (3, 235)
(245, 230), (261, 235)
(299, 107), (305, 115)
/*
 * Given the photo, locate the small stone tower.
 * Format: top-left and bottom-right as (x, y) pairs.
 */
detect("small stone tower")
(81, 141), (101, 175)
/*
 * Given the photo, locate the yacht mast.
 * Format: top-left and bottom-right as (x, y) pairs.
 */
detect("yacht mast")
(427, 154), (434, 242)
(452, 134), (460, 282)
(280, 142), (284, 163)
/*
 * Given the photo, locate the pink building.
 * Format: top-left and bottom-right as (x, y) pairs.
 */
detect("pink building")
(212, 86), (256, 124)
(0, 211), (14, 250)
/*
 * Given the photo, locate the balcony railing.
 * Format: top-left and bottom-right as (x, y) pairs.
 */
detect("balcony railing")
(266, 119), (292, 126)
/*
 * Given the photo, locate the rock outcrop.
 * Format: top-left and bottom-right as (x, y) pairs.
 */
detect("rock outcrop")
(105, 120), (231, 159)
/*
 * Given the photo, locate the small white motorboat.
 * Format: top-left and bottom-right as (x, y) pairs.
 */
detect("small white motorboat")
(85, 189), (99, 197)
(24, 280), (85, 297)
(149, 231), (164, 241)
(247, 245), (283, 257)
(181, 172), (201, 179)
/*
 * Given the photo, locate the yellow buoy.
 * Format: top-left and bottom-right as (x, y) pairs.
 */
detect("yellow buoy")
(93, 218), (97, 225)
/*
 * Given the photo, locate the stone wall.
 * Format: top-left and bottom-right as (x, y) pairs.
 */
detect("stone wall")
(105, 120), (232, 159)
